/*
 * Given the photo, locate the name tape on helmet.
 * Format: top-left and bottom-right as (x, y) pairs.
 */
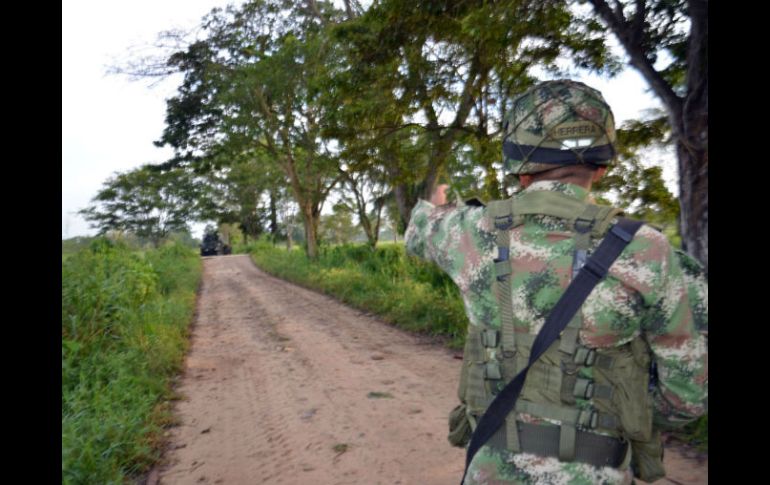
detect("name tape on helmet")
(549, 121), (601, 140)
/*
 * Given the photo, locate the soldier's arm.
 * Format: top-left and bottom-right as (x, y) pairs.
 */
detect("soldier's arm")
(404, 195), (485, 282)
(643, 241), (708, 430)
(405, 184), (450, 260)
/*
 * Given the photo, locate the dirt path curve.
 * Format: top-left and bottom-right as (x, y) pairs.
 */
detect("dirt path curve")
(151, 254), (706, 485)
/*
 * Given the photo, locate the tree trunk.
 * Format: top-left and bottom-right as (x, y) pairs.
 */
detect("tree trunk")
(679, 0), (708, 273)
(587, 0), (708, 272)
(676, 138), (708, 273)
(394, 183), (417, 234)
(269, 189), (278, 240)
(370, 204), (384, 249)
(300, 202), (321, 260)
(287, 223), (293, 251)
(420, 134), (454, 201)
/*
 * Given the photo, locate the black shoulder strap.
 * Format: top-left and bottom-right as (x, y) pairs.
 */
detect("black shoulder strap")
(460, 217), (645, 484)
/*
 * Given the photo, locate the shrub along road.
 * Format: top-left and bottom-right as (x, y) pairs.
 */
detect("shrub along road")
(150, 254), (706, 485)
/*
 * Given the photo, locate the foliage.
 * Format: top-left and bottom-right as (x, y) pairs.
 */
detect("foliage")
(594, 114), (680, 235)
(578, 0), (708, 269)
(62, 236), (98, 255)
(320, 203), (360, 245)
(62, 240), (201, 483)
(192, 139), (291, 243)
(249, 240), (468, 347)
(151, 0), (349, 259)
(676, 414), (708, 452)
(80, 166), (202, 247)
(326, 0), (622, 228)
(118, 0), (699, 260)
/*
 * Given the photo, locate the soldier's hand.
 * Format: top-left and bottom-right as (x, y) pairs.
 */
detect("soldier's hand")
(430, 184), (450, 206)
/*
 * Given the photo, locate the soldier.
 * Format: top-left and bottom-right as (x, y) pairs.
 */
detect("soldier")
(405, 80), (707, 485)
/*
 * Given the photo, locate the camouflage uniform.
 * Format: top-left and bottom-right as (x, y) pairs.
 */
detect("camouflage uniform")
(405, 180), (708, 485)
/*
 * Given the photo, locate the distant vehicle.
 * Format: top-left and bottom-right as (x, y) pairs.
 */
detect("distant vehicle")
(200, 230), (231, 256)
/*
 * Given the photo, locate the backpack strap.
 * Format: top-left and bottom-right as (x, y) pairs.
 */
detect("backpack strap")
(461, 217), (644, 485)
(486, 200), (516, 355)
(486, 199), (521, 452)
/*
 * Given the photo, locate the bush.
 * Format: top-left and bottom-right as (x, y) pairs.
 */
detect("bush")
(62, 239), (201, 484)
(249, 240), (468, 347)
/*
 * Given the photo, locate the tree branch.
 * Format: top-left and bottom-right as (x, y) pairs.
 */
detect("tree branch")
(588, 0), (683, 119)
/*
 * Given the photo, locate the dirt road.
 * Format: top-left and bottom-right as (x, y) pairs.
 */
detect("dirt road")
(150, 255), (707, 485)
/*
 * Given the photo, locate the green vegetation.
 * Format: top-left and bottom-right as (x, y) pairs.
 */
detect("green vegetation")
(673, 414), (709, 452)
(248, 240), (468, 348)
(62, 239), (201, 484)
(108, 0), (704, 267)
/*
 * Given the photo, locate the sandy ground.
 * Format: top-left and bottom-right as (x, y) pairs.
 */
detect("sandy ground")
(148, 254), (707, 485)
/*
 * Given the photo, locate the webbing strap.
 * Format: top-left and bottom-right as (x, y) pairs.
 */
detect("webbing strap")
(559, 424), (577, 461)
(558, 314), (582, 355)
(515, 400), (599, 428)
(461, 218), (644, 484)
(488, 421), (629, 469)
(505, 415), (521, 452)
(513, 191), (623, 239)
(513, 191), (589, 220)
(487, 200), (516, 355)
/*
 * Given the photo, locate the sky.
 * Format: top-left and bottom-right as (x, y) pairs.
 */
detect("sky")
(62, 0), (676, 240)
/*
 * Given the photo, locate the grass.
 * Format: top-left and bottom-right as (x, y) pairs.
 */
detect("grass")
(62, 239), (201, 484)
(246, 240), (469, 349)
(672, 413), (709, 452)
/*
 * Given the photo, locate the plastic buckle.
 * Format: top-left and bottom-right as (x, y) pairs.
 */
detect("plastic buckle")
(574, 378), (595, 399)
(482, 329), (500, 348)
(484, 361), (502, 380)
(573, 347), (597, 366)
(578, 409), (599, 429)
(574, 217), (594, 234)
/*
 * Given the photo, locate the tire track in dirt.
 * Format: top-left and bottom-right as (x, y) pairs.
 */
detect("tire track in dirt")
(152, 255), (466, 485)
(150, 254), (706, 485)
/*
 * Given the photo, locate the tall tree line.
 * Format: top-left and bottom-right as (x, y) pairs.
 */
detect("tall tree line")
(85, 0), (705, 269)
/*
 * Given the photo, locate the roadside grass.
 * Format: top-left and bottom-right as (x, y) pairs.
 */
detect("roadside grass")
(247, 240), (468, 348)
(246, 239), (707, 452)
(671, 413), (709, 452)
(62, 239), (201, 484)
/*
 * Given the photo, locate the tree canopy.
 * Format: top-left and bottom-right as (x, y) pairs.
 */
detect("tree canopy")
(95, 0), (704, 264)
(80, 166), (201, 247)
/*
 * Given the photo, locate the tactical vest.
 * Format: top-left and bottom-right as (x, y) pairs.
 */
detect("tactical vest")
(457, 190), (662, 477)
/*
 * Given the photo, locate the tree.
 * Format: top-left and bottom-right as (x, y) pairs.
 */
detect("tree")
(328, 0), (618, 230)
(595, 117), (680, 237)
(80, 166), (200, 247)
(320, 203), (358, 245)
(337, 162), (388, 248)
(580, 0), (707, 271)
(150, 1), (348, 259)
(198, 154), (289, 244)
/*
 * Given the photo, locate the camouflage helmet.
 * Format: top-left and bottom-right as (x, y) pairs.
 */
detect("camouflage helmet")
(502, 79), (617, 175)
